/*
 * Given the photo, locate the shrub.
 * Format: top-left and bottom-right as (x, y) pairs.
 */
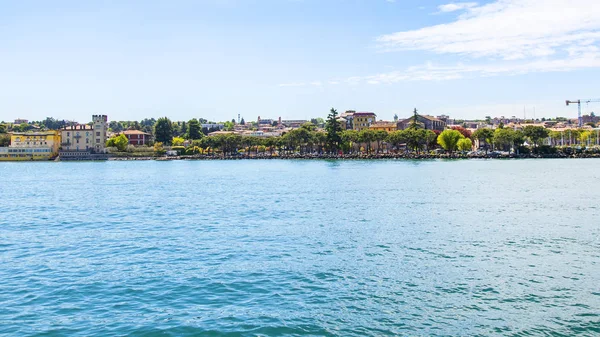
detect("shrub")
(172, 146), (185, 155)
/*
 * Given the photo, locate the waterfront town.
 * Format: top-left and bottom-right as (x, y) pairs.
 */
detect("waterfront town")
(1, 109), (600, 161)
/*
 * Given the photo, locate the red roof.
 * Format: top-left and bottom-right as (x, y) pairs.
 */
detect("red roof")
(353, 112), (376, 116)
(121, 130), (151, 135)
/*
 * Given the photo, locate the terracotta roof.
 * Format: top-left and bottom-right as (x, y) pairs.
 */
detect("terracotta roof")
(370, 122), (396, 128)
(208, 131), (236, 136)
(353, 112), (376, 116)
(420, 115), (442, 122)
(121, 130), (151, 135)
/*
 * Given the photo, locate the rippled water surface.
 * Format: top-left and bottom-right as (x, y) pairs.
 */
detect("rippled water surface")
(1, 159), (599, 336)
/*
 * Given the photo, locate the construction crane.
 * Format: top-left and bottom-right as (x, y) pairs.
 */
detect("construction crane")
(566, 99), (600, 127)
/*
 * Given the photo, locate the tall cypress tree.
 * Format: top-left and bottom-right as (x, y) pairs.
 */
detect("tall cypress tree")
(325, 108), (342, 153)
(409, 108), (422, 129)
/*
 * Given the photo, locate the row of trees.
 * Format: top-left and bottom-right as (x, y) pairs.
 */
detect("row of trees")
(158, 109), (468, 156)
(472, 125), (544, 153)
(472, 125), (600, 153)
(146, 110), (599, 156)
(167, 127), (467, 156)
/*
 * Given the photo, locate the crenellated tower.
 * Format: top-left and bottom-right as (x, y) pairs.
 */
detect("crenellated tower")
(92, 114), (108, 153)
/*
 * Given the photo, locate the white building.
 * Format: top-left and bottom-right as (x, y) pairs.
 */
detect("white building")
(202, 123), (224, 130)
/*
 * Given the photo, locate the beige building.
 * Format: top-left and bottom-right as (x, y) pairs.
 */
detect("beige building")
(397, 115), (446, 131)
(60, 115), (108, 153)
(369, 121), (397, 132)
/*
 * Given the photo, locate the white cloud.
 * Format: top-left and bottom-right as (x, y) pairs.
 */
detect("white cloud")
(377, 0), (600, 60)
(280, 0), (600, 87)
(281, 51), (600, 87)
(437, 2), (478, 13)
(364, 53), (600, 84)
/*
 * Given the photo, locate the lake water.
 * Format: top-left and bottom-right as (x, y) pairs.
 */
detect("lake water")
(1, 159), (599, 336)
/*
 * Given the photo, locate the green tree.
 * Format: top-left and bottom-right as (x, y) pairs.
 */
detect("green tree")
(154, 117), (174, 145)
(522, 125), (549, 149)
(374, 130), (388, 153)
(325, 108), (343, 153)
(472, 128), (494, 153)
(512, 130), (525, 150)
(264, 137), (277, 155)
(579, 130), (592, 146)
(240, 117), (246, 125)
(457, 138), (473, 152)
(358, 129), (376, 153)
(0, 124), (6, 134)
(301, 122), (317, 132)
(106, 134), (129, 151)
(188, 118), (202, 140)
(424, 130), (438, 151)
(341, 130), (359, 154)
(403, 128), (428, 153)
(386, 130), (405, 152)
(19, 123), (31, 132)
(437, 129), (464, 153)
(180, 121), (187, 137)
(409, 108), (422, 129)
(224, 121), (235, 131)
(171, 122), (182, 137)
(493, 128), (514, 152)
(109, 121), (124, 132)
(313, 131), (327, 154)
(0, 134), (10, 147)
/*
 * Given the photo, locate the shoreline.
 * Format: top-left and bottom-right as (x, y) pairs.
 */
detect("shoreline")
(5, 152), (600, 162)
(107, 152), (600, 161)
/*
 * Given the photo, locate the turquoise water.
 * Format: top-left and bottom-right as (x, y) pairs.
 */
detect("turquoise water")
(1, 159), (599, 336)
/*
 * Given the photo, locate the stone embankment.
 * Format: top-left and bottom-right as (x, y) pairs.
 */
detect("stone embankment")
(109, 152), (600, 160)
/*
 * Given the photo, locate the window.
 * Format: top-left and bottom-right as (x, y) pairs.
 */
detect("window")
(96, 132), (100, 136)
(67, 132), (70, 137)
(86, 139), (89, 143)
(96, 139), (100, 143)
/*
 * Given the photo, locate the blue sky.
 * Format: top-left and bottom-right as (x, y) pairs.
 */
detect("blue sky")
(2, 0), (600, 123)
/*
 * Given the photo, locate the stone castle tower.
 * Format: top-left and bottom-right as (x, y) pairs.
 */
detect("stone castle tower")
(92, 115), (108, 153)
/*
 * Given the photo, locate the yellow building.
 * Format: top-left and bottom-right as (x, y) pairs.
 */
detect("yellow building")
(369, 121), (397, 132)
(0, 131), (61, 161)
(353, 112), (377, 131)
